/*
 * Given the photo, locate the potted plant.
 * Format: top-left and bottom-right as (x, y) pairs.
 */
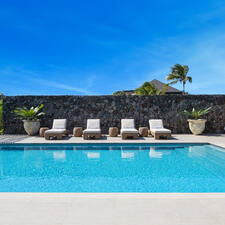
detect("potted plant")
(14, 104), (45, 135)
(182, 107), (211, 135)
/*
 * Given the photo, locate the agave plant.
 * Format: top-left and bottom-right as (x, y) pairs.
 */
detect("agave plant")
(182, 107), (211, 120)
(14, 104), (45, 121)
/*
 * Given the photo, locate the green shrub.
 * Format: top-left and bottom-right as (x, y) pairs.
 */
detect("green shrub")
(113, 90), (126, 96)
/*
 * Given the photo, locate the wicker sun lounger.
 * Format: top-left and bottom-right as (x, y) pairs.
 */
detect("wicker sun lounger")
(83, 119), (101, 140)
(45, 119), (69, 140)
(149, 119), (171, 140)
(120, 119), (139, 140)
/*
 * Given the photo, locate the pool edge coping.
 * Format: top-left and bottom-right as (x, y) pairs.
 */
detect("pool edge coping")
(0, 193), (224, 198)
(0, 141), (224, 150)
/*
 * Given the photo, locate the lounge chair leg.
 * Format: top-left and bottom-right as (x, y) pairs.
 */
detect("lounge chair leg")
(95, 134), (101, 139)
(57, 134), (63, 140)
(45, 134), (50, 140)
(83, 134), (88, 140)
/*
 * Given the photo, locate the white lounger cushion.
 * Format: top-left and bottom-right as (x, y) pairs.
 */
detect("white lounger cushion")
(149, 119), (164, 129)
(83, 129), (101, 134)
(149, 119), (171, 133)
(52, 119), (67, 129)
(151, 128), (171, 134)
(45, 129), (67, 134)
(121, 128), (139, 134)
(83, 119), (101, 134)
(121, 119), (136, 129)
(87, 119), (100, 129)
(121, 119), (138, 133)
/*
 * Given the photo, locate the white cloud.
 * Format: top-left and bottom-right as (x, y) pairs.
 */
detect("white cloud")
(30, 78), (96, 95)
(0, 67), (99, 95)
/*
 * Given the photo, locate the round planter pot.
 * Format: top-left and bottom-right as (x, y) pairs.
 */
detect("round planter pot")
(187, 119), (207, 135)
(23, 120), (40, 136)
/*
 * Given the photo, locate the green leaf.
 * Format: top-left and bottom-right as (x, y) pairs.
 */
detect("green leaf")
(14, 104), (45, 121)
(181, 107), (212, 119)
(134, 82), (163, 95)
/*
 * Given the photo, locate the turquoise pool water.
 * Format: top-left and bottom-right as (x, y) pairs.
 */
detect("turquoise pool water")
(0, 143), (225, 192)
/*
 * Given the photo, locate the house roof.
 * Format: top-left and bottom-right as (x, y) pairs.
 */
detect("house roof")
(149, 79), (181, 93)
(115, 79), (182, 95)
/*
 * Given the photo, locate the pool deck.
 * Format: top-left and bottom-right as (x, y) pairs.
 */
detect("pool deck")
(0, 134), (225, 225)
(6, 133), (225, 148)
(0, 193), (225, 225)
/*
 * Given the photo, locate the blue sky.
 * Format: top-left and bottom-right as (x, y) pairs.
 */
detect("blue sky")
(0, 0), (225, 95)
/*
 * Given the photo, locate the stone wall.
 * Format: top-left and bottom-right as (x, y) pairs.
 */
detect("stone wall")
(3, 95), (225, 134)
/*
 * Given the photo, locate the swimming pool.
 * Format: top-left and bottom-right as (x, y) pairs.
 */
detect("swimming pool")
(0, 143), (224, 192)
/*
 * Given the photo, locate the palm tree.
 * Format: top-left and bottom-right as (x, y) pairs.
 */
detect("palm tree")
(166, 64), (192, 94)
(135, 82), (163, 95)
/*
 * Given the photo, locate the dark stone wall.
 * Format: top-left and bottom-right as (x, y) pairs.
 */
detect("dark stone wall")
(3, 95), (225, 134)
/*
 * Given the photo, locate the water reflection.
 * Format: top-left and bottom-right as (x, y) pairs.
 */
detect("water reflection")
(121, 151), (135, 160)
(188, 146), (206, 157)
(149, 147), (171, 158)
(149, 149), (163, 158)
(53, 151), (66, 162)
(84, 152), (100, 160)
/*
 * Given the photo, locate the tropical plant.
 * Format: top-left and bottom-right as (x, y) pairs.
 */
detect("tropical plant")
(113, 90), (126, 96)
(166, 64), (192, 94)
(14, 104), (45, 121)
(0, 100), (3, 134)
(134, 82), (166, 95)
(182, 107), (211, 120)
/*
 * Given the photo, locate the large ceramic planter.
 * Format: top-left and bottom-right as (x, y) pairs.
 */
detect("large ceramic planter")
(187, 119), (207, 135)
(23, 120), (40, 136)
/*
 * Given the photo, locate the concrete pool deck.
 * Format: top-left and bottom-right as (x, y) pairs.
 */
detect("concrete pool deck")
(0, 193), (225, 225)
(0, 134), (225, 225)
(12, 133), (225, 148)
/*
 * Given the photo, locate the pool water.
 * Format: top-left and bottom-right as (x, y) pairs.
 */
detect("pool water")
(0, 143), (225, 192)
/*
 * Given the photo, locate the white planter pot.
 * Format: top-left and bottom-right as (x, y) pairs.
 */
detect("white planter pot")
(23, 120), (40, 136)
(187, 119), (207, 135)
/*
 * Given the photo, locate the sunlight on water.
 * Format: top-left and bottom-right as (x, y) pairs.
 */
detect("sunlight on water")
(0, 143), (224, 192)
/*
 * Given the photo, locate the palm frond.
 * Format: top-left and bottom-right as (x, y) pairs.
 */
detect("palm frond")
(167, 80), (179, 85)
(187, 76), (192, 83)
(166, 74), (180, 81)
(134, 82), (162, 95)
(183, 65), (189, 75)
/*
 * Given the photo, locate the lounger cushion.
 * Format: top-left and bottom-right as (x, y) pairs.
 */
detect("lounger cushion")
(149, 120), (163, 129)
(83, 129), (101, 134)
(45, 129), (67, 134)
(87, 119), (100, 129)
(121, 119), (135, 129)
(52, 119), (67, 129)
(121, 128), (138, 134)
(151, 128), (171, 134)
